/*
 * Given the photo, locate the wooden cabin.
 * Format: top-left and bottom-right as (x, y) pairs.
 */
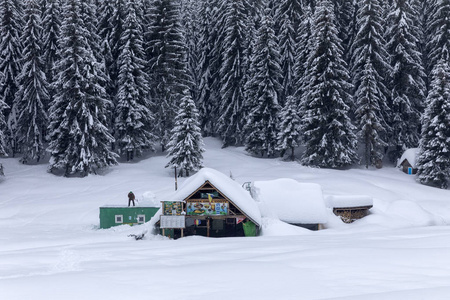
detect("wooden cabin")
(159, 168), (261, 239)
(250, 179), (328, 230)
(327, 195), (373, 223)
(397, 148), (419, 174)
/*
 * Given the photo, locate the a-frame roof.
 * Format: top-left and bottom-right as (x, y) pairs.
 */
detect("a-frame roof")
(167, 168), (261, 226)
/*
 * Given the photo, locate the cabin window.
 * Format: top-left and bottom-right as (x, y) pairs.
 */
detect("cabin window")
(137, 215), (145, 223)
(115, 215), (123, 224)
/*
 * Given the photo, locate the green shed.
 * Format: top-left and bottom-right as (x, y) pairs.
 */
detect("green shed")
(99, 206), (160, 229)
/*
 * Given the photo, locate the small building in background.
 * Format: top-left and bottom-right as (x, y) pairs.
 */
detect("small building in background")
(327, 195), (373, 223)
(159, 168), (261, 238)
(251, 179), (328, 230)
(99, 206), (160, 229)
(397, 148), (419, 175)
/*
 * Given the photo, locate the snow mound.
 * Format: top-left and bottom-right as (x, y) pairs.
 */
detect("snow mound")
(326, 195), (373, 208)
(261, 218), (312, 236)
(252, 178), (327, 224)
(140, 191), (160, 207)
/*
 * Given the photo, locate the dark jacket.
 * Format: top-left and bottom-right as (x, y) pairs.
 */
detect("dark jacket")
(128, 192), (135, 200)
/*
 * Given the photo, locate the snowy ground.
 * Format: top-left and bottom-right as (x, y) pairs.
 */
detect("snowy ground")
(1, 137), (450, 299)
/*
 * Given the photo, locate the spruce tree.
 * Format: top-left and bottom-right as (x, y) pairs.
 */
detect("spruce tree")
(0, 0), (24, 155)
(217, 0), (249, 147)
(277, 95), (300, 161)
(426, 0), (450, 77)
(0, 92), (7, 156)
(385, 0), (426, 162)
(47, 0), (117, 177)
(41, 0), (61, 109)
(166, 91), (205, 177)
(300, 0), (358, 168)
(15, 0), (49, 164)
(351, 0), (391, 168)
(244, 8), (282, 158)
(195, 0), (222, 136)
(115, 0), (156, 161)
(416, 47), (450, 189)
(145, 0), (190, 151)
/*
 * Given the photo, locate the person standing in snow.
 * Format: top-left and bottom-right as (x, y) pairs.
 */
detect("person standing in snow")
(128, 191), (136, 207)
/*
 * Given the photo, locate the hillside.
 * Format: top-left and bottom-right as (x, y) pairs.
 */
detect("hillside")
(1, 137), (450, 300)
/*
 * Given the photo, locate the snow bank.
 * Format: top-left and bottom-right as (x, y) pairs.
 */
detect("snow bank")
(165, 168), (261, 225)
(397, 148), (419, 168)
(252, 178), (327, 224)
(261, 217), (312, 236)
(327, 195), (373, 208)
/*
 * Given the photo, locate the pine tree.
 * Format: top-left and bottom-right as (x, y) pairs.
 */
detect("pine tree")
(300, 0), (358, 168)
(145, 0), (190, 151)
(166, 91), (205, 177)
(277, 95), (300, 161)
(47, 0), (117, 177)
(195, 0), (222, 136)
(416, 47), (450, 189)
(426, 0), (450, 77)
(41, 0), (61, 109)
(0, 89), (7, 156)
(244, 8), (282, 157)
(15, 0), (49, 164)
(217, 0), (250, 147)
(293, 5), (312, 100)
(351, 0), (391, 168)
(115, 0), (156, 161)
(385, 0), (426, 162)
(0, 0), (24, 155)
(274, 0), (304, 103)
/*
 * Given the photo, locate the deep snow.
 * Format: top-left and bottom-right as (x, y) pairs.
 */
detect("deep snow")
(1, 137), (450, 299)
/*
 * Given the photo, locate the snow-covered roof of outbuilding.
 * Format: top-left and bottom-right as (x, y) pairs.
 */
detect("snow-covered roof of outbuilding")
(251, 179), (327, 224)
(397, 148), (419, 168)
(166, 168), (261, 226)
(326, 195), (373, 209)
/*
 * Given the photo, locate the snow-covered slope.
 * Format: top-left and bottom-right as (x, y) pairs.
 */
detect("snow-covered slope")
(1, 137), (450, 300)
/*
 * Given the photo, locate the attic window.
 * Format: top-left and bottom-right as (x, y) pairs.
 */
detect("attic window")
(137, 215), (145, 224)
(115, 215), (123, 224)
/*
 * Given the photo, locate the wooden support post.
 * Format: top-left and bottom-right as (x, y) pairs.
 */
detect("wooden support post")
(162, 228), (165, 237)
(181, 228), (184, 238)
(207, 218), (210, 237)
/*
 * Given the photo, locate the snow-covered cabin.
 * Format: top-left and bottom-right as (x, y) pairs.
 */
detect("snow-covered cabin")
(326, 195), (373, 223)
(397, 148), (419, 174)
(160, 168), (261, 238)
(251, 179), (327, 230)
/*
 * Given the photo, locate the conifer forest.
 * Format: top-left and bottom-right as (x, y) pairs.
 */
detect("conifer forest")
(0, 0), (449, 188)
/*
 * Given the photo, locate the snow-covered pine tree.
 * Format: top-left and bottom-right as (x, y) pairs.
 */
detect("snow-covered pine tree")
(0, 90), (7, 156)
(166, 91), (205, 177)
(0, 0), (24, 156)
(277, 95), (300, 161)
(293, 5), (312, 100)
(115, 0), (156, 161)
(425, 0), (450, 79)
(14, 0), (49, 164)
(217, 0), (250, 147)
(334, 0), (357, 65)
(300, 0), (358, 168)
(47, 0), (117, 177)
(145, 0), (190, 151)
(385, 0), (426, 162)
(97, 0), (117, 100)
(244, 7), (282, 158)
(274, 0), (304, 103)
(416, 47), (450, 189)
(195, 0), (223, 136)
(351, 0), (391, 168)
(41, 0), (61, 110)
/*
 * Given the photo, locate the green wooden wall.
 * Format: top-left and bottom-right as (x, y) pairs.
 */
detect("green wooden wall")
(99, 206), (160, 229)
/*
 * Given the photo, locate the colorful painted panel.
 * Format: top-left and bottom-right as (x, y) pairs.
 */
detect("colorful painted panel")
(163, 201), (183, 216)
(187, 202), (228, 216)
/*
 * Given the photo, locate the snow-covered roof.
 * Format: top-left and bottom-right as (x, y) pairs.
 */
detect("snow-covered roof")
(397, 148), (419, 168)
(251, 179), (327, 224)
(326, 195), (373, 209)
(166, 168), (261, 226)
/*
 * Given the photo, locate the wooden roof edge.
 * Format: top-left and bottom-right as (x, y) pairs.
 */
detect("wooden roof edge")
(333, 205), (373, 210)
